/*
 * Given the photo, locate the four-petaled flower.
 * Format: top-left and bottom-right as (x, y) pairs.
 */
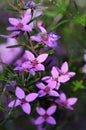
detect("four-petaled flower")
(55, 92), (78, 110)
(36, 82), (59, 97)
(30, 26), (60, 47)
(35, 105), (57, 125)
(42, 66), (60, 90)
(58, 61), (76, 83)
(7, 13), (33, 32)
(8, 87), (38, 114)
(23, 50), (48, 72)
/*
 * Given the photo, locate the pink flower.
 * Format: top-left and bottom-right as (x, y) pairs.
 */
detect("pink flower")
(23, 50), (48, 71)
(36, 82), (59, 97)
(14, 50), (48, 75)
(35, 105), (57, 125)
(30, 26), (60, 47)
(8, 87), (38, 114)
(55, 92), (78, 110)
(58, 61), (76, 83)
(42, 66), (60, 90)
(7, 14), (33, 32)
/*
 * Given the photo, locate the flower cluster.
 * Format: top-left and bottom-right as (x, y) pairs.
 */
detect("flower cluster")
(0, 0), (78, 129)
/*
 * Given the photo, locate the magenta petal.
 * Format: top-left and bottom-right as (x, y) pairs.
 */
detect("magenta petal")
(24, 50), (35, 61)
(46, 116), (56, 125)
(51, 67), (59, 78)
(7, 26), (17, 31)
(30, 36), (42, 42)
(48, 80), (56, 89)
(39, 26), (47, 33)
(16, 87), (25, 99)
(61, 61), (68, 73)
(9, 18), (19, 26)
(55, 82), (60, 90)
(37, 54), (48, 63)
(49, 90), (59, 97)
(60, 92), (66, 102)
(36, 64), (45, 71)
(58, 75), (70, 83)
(38, 90), (46, 97)
(42, 76), (51, 83)
(21, 16), (31, 24)
(36, 82), (46, 89)
(8, 99), (21, 107)
(46, 105), (57, 115)
(35, 116), (45, 125)
(67, 98), (78, 106)
(21, 103), (31, 114)
(36, 107), (45, 115)
(26, 93), (38, 102)
(22, 25), (33, 32)
(0, 34), (10, 38)
(68, 72), (76, 77)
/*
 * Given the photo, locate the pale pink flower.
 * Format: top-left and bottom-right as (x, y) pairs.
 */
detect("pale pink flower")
(55, 92), (78, 110)
(35, 105), (57, 125)
(8, 87), (38, 114)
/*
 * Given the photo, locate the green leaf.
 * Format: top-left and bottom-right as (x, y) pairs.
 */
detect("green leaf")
(6, 44), (22, 48)
(72, 80), (84, 92)
(14, 0), (18, 6)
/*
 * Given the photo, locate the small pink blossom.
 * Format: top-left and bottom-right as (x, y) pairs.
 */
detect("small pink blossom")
(35, 105), (57, 125)
(8, 87), (38, 114)
(36, 82), (59, 97)
(58, 61), (76, 83)
(7, 14), (33, 32)
(55, 92), (78, 110)
(42, 66), (60, 90)
(30, 26), (60, 47)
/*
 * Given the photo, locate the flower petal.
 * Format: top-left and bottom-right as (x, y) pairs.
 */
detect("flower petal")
(21, 103), (31, 114)
(67, 98), (78, 106)
(36, 82), (46, 89)
(46, 105), (57, 115)
(37, 54), (48, 63)
(24, 50), (35, 61)
(42, 76), (51, 83)
(68, 72), (76, 78)
(58, 75), (70, 83)
(26, 93), (38, 102)
(46, 116), (56, 125)
(16, 87), (25, 99)
(60, 92), (66, 102)
(9, 18), (19, 26)
(48, 80), (56, 89)
(30, 36), (42, 42)
(8, 99), (21, 107)
(36, 107), (45, 115)
(6, 26), (17, 31)
(51, 67), (59, 78)
(61, 61), (68, 73)
(21, 16), (31, 24)
(49, 90), (59, 97)
(38, 90), (46, 97)
(35, 64), (45, 71)
(35, 116), (45, 125)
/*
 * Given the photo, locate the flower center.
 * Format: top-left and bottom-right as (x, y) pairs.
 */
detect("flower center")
(62, 101), (67, 107)
(42, 34), (48, 41)
(43, 113), (49, 120)
(21, 98), (27, 105)
(17, 23), (24, 29)
(31, 59), (38, 66)
(44, 87), (50, 93)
